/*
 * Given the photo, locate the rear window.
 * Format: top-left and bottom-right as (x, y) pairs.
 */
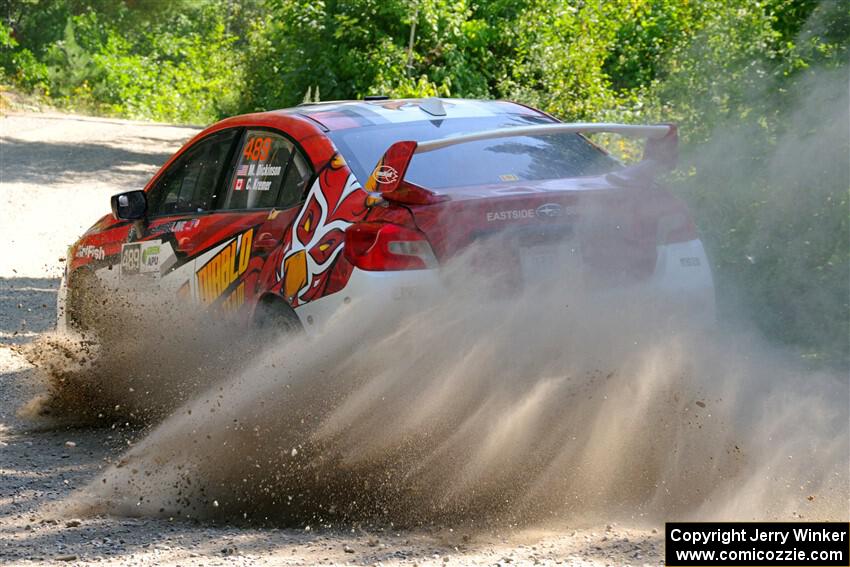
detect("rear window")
(329, 116), (621, 190)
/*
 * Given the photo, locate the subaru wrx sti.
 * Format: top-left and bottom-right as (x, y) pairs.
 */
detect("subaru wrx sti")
(59, 98), (714, 334)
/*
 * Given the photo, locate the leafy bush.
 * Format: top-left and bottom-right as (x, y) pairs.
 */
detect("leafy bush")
(659, 0), (850, 367)
(2, 1), (243, 122)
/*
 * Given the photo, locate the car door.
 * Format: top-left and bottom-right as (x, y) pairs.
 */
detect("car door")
(189, 128), (314, 318)
(120, 128), (242, 301)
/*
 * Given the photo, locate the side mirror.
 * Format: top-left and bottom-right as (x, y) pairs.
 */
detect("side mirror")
(111, 190), (147, 220)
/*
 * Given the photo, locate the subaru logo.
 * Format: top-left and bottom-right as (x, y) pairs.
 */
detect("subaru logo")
(535, 203), (562, 219)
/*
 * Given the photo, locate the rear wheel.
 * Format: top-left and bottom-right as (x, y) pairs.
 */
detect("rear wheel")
(253, 297), (303, 337)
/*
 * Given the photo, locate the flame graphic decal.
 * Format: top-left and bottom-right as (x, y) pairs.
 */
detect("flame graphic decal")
(278, 155), (367, 305)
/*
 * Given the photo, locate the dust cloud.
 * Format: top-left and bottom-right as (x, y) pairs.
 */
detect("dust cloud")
(18, 281), (255, 425)
(20, 53), (850, 533)
(43, 250), (847, 529)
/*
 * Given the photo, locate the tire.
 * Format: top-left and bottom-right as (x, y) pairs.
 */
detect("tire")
(253, 297), (303, 337)
(64, 268), (101, 332)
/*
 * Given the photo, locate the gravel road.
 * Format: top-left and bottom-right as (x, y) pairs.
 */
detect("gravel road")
(0, 110), (664, 566)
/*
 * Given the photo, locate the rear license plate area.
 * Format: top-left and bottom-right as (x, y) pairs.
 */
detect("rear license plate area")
(517, 225), (582, 287)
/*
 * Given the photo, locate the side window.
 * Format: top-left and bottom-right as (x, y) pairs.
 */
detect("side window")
(148, 129), (238, 216)
(222, 129), (313, 210)
(223, 130), (290, 210)
(278, 150), (312, 208)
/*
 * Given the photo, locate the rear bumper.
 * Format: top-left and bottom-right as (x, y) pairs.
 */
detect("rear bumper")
(294, 238), (715, 335)
(293, 268), (444, 334)
(603, 238), (716, 326)
(656, 239), (715, 320)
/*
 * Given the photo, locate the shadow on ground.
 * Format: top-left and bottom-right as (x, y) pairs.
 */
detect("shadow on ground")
(1, 138), (174, 185)
(0, 277), (60, 344)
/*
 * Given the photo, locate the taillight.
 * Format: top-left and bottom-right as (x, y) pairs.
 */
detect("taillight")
(344, 222), (437, 271)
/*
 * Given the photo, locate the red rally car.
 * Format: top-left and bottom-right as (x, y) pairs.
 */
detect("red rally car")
(59, 98), (714, 334)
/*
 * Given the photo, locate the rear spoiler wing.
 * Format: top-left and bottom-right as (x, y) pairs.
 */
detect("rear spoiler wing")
(365, 122), (678, 202)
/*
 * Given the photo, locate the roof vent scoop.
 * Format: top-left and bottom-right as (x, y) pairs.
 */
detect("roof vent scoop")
(420, 97), (447, 117)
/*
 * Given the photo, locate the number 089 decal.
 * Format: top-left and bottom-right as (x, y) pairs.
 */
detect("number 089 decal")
(121, 240), (163, 278)
(121, 243), (141, 275)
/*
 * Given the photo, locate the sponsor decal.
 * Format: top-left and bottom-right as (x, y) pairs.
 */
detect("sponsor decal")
(196, 229), (254, 306)
(142, 245), (160, 269)
(121, 240), (163, 277)
(173, 219), (199, 232)
(486, 209), (536, 222)
(149, 218), (200, 235)
(220, 281), (246, 313)
(374, 165), (399, 184)
(487, 205), (575, 222)
(375, 100), (412, 111)
(535, 203), (563, 219)
(499, 173), (519, 182)
(75, 245), (105, 261)
(680, 256), (701, 267)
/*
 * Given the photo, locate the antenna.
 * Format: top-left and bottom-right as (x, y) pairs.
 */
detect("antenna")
(420, 97), (446, 117)
(407, 5), (418, 72)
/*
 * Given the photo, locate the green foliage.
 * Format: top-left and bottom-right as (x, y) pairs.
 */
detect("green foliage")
(0, 21), (16, 51)
(2, 0), (245, 122)
(77, 14), (243, 123)
(2, 0), (847, 366)
(668, 1), (850, 367)
(240, 0), (462, 111)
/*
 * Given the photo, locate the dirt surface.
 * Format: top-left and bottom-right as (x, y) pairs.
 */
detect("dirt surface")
(0, 111), (665, 565)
